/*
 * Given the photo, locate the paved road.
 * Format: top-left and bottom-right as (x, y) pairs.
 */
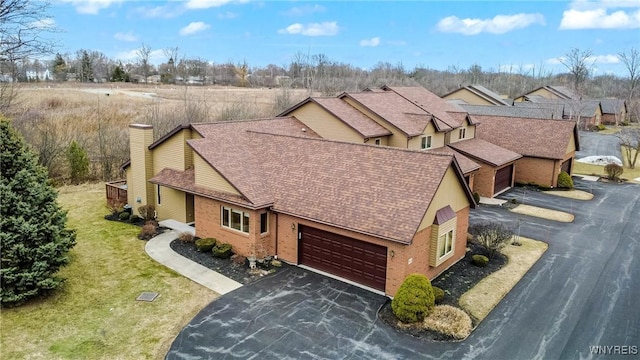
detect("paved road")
(576, 131), (622, 160)
(168, 179), (640, 359)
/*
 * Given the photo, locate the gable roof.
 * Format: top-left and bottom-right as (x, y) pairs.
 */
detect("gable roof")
(191, 116), (321, 139)
(596, 98), (626, 114)
(521, 85), (579, 100)
(278, 97), (392, 138)
(423, 146), (480, 174)
(183, 128), (473, 244)
(381, 85), (469, 128)
(461, 103), (562, 120)
(443, 85), (511, 106)
(448, 138), (522, 167)
(340, 91), (452, 136)
(473, 115), (579, 159)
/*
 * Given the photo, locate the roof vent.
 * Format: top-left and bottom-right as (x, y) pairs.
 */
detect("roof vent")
(301, 128), (306, 132)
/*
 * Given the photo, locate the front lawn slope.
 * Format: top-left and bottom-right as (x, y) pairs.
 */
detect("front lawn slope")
(0, 183), (217, 359)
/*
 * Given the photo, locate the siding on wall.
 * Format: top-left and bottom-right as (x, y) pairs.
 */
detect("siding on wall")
(528, 88), (556, 99)
(443, 90), (494, 105)
(193, 154), (241, 195)
(407, 122), (445, 150)
(153, 131), (187, 174)
(156, 186), (187, 222)
(419, 166), (470, 230)
(288, 102), (365, 143)
(129, 125), (155, 215)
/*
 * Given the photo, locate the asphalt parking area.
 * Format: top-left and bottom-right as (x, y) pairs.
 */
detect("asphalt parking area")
(168, 179), (640, 359)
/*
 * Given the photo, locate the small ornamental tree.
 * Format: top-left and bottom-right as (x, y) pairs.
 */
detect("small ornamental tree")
(0, 118), (77, 307)
(604, 163), (624, 181)
(67, 140), (89, 184)
(391, 273), (435, 323)
(468, 222), (513, 259)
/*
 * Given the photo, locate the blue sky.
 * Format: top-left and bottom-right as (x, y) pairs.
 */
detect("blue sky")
(48, 0), (640, 75)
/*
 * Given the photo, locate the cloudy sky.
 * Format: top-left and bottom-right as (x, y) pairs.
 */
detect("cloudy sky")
(49, 0), (640, 75)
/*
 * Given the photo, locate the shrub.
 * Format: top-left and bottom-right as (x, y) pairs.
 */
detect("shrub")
(129, 214), (141, 223)
(432, 286), (445, 304)
(472, 254), (489, 267)
(212, 243), (234, 259)
(137, 205), (156, 221)
(178, 232), (195, 243)
(139, 223), (157, 240)
(604, 163), (623, 180)
(423, 305), (472, 340)
(557, 171), (574, 189)
(106, 198), (125, 215)
(472, 192), (480, 204)
(195, 238), (216, 252)
(391, 273), (435, 323)
(468, 222), (513, 259)
(118, 212), (130, 221)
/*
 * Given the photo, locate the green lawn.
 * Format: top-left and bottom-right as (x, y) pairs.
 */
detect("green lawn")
(574, 147), (640, 182)
(0, 183), (218, 359)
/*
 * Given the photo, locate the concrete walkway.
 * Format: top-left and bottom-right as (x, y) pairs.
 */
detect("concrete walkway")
(145, 223), (242, 295)
(479, 196), (508, 205)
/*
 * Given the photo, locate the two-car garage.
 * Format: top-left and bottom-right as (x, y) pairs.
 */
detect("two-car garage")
(298, 225), (387, 292)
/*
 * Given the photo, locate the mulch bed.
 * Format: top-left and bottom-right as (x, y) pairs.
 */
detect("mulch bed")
(170, 239), (283, 285)
(378, 242), (507, 341)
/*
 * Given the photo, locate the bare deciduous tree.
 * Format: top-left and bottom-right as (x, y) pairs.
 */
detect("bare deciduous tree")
(617, 128), (640, 169)
(619, 48), (639, 104)
(559, 48), (594, 97)
(136, 43), (151, 84)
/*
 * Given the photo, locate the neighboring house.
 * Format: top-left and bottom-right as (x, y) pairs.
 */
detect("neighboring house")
(26, 69), (51, 81)
(473, 115), (580, 187)
(514, 85), (580, 102)
(147, 75), (162, 84)
(280, 86), (522, 197)
(442, 85), (512, 106)
(121, 118), (475, 296)
(597, 98), (628, 125)
(514, 94), (602, 130)
(460, 103), (563, 120)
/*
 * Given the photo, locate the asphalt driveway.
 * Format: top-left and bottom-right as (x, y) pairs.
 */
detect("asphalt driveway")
(168, 179), (640, 359)
(576, 130), (621, 160)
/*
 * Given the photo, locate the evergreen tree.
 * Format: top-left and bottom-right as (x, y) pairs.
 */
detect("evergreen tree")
(110, 62), (128, 82)
(0, 118), (76, 307)
(80, 50), (94, 82)
(52, 53), (67, 82)
(66, 140), (89, 184)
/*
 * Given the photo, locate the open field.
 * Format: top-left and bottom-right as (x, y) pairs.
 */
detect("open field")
(575, 147), (640, 182)
(0, 183), (218, 359)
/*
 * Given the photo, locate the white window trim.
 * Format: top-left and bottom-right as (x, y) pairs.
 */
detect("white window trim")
(221, 206), (250, 234)
(438, 230), (454, 260)
(430, 216), (457, 267)
(421, 135), (432, 150)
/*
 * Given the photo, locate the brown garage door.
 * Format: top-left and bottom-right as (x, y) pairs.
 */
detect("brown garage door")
(299, 225), (387, 291)
(494, 164), (513, 194)
(561, 159), (572, 174)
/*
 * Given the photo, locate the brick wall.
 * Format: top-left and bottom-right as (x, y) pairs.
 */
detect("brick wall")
(515, 157), (556, 187)
(473, 163), (495, 197)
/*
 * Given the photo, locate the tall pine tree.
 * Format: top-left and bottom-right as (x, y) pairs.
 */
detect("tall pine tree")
(0, 118), (76, 307)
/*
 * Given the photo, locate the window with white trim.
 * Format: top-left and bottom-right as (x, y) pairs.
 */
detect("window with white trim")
(438, 230), (454, 259)
(221, 206), (250, 233)
(421, 135), (432, 149)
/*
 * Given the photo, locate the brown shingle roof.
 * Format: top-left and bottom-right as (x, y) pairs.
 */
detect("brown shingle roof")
(443, 85), (511, 106)
(342, 91), (445, 136)
(382, 86), (468, 128)
(188, 130), (471, 244)
(448, 138), (522, 167)
(424, 146), (480, 174)
(310, 97), (392, 138)
(191, 116), (321, 139)
(473, 115), (578, 159)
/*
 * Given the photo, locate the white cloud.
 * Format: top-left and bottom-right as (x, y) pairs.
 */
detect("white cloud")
(360, 37), (381, 47)
(136, 5), (184, 19)
(283, 4), (326, 17)
(179, 22), (211, 36)
(546, 54), (619, 65)
(546, 57), (565, 65)
(115, 49), (165, 65)
(114, 32), (137, 42)
(559, 8), (640, 29)
(185, 0), (248, 9)
(30, 18), (56, 29)
(277, 21), (339, 36)
(436, 13), (546, 35)
(60, 0), (123, 15)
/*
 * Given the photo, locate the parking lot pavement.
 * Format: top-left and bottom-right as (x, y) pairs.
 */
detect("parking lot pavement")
(576, 131), (622, 160)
